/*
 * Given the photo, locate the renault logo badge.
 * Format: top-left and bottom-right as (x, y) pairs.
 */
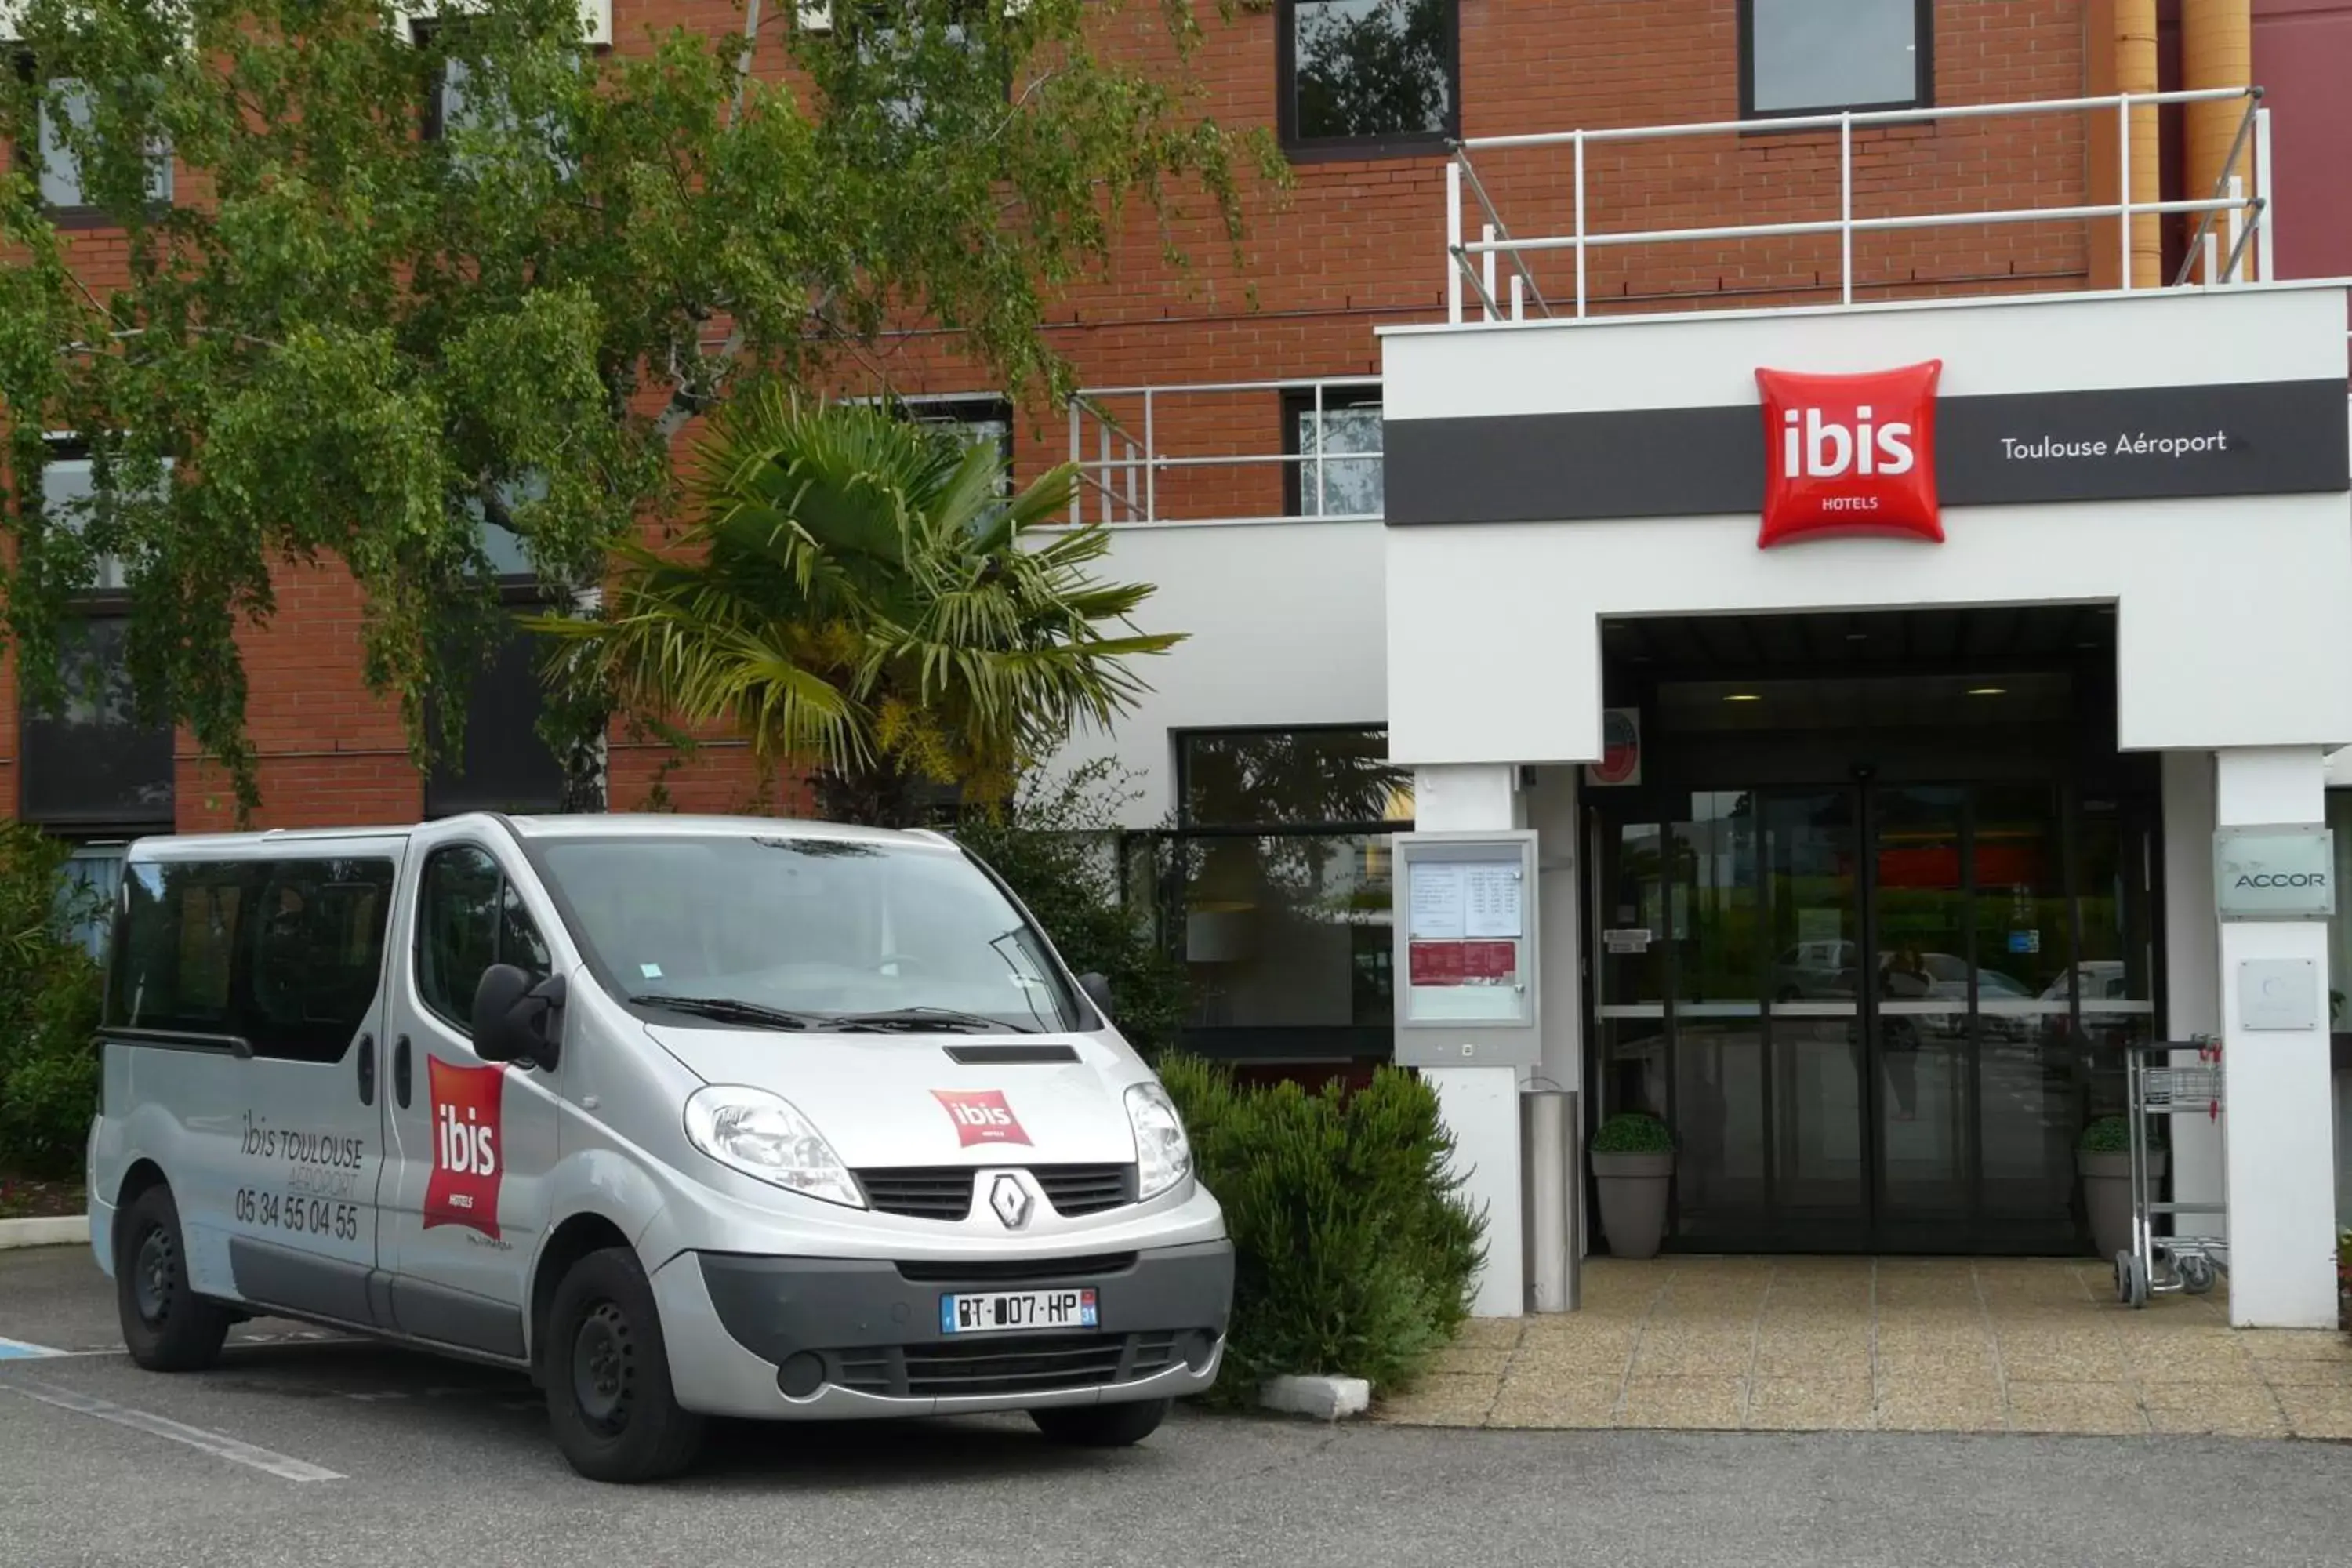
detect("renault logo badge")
(988, 1174), (1033, 1230)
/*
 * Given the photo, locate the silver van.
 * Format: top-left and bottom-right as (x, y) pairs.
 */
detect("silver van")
(85, 814), (1232, 1482)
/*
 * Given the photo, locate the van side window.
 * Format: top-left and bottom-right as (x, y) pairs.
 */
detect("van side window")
(245, 862), (397, 1062)
(416, 845), (551, 1033)
(107, 857), (395, 1063)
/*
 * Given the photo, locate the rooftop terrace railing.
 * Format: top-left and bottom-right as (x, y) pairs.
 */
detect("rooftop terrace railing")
(1446, 87), (2272, 324)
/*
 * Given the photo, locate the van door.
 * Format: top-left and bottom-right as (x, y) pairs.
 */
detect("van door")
(118, 851), (400, 1319)
(376, 825), (564, 1363)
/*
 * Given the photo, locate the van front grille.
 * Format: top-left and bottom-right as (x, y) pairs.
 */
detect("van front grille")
(853, 1163), (1139, 1221)
(1036, 1164), (1138, 1217)
(855, 1168), (975, 1221)
(829, 1331), (1184, 1399)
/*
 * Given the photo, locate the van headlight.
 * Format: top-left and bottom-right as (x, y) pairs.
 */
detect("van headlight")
(1125, 1081), (1192, 1200)
(683, 1086), (865, 1210)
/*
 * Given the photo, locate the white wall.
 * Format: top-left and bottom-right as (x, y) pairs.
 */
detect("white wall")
(1050, 520), (1389, 826)
(1381, 284), (2352, 768)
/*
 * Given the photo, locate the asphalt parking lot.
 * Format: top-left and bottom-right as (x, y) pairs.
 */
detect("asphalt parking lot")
(5, 1244), (2351, 1568)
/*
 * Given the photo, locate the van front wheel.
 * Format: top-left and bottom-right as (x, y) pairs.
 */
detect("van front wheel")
(116, 1184), (231, 1372)
(1030, 1398), (1172, 1447)
(542, 1247), (704, 1483)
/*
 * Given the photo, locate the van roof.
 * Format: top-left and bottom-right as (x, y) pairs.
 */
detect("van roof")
(123, 812), (953, 858)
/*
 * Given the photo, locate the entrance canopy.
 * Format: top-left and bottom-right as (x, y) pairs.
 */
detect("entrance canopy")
(1377, 284), (2352, 768)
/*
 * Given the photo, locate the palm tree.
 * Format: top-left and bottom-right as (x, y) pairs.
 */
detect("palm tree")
(537, 391), (1182, 827)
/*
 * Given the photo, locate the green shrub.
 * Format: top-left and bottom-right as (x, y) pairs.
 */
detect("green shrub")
(0, 826), (104, 1178)
(1157, 1054), (1486, 1401)
(956, 760), (1189, 1057)
(2079, 1115), (2164, 1154)
(1590, 1112), (1674, 1155)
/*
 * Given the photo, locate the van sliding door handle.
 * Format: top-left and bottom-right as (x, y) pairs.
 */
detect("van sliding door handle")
(393, 1036), (412, 1109)
(357, 1033), (376, 1106)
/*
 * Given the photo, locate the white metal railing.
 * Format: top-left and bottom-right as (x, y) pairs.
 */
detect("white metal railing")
(1446, 88), (2274, 324)
(1064, 377), (1384, 528)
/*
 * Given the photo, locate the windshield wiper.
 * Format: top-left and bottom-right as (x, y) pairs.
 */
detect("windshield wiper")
(628, 994), (825, 1030)
(822, 1007), (1037, 1036)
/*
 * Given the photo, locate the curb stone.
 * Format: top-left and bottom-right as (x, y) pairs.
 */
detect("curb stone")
(0, 1216), (85, 1251)
(1260, 1375), (1372, 1421)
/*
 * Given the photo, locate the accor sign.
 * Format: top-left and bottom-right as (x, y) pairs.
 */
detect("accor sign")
(2235, 872), (2325, 889)
(1754, 361), (1944, 548)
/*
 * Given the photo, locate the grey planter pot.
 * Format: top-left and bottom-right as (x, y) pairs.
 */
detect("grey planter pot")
(2080, 1148), (2164, 1262)
(1591, 1150), (1674, 1260)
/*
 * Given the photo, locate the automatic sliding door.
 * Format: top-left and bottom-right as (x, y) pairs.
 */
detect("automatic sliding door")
(1870, 786), (1973, 1238)
(1668, 793), (1768, 1238)
(1760, 789), (1867, 1243)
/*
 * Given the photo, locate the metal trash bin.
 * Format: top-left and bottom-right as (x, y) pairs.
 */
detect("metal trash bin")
(1521, 1087), (1581, 1313)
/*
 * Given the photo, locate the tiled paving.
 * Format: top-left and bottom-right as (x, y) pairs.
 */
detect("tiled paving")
(1380, 1257), (2352, 1439)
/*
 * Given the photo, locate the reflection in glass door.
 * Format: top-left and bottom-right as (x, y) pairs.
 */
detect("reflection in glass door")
(1595, 780), (2124, 1253)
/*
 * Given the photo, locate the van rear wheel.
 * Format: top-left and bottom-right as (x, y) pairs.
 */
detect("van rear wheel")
(1030, 1398), (1171, 1448)
(542, 1247), (704, 1483)
(115, 1184), (231, 1372)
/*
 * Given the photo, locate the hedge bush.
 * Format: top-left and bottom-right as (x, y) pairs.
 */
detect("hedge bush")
(1591, 1112), (1674, 1155)
(1157, 1054), (1486, 1401)
(0, 826), (104, 1179)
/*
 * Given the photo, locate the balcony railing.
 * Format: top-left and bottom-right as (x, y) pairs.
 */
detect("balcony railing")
(1063, 89), (2289, 527)
(1065, 377), (1385, 528)
(1445, 87), (2273, 324)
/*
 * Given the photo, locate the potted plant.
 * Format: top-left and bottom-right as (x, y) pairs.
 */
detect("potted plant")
(1590, 1112), (1675, 1260)
(2079, 1114), (2164, 1263)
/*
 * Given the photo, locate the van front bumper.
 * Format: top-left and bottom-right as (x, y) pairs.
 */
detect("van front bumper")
(652, 1240), (1233, 1421)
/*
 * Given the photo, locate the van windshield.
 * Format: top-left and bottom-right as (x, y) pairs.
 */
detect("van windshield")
(534, 835), (1080, 1035)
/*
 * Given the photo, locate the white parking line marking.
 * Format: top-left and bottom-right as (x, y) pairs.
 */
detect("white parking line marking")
(0, 1336), (66, 1359)
(5, 1381), (346, 1483)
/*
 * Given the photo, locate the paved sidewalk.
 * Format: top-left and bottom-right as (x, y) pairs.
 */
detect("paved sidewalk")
(1381, 1257), (2352, 1438)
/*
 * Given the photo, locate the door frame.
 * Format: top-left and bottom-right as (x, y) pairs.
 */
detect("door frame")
(1584, 764), (2163, 1255)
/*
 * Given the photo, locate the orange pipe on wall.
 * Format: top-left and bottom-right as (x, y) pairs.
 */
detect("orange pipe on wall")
(2103, 0), (2163, 289)
(2182, 1), (2256, 281)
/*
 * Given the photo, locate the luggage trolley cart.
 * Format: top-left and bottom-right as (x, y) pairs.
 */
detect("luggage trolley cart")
(2113, 1035), (2226, 1308)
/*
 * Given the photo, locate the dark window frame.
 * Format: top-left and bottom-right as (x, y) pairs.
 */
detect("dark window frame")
(17, 439), (176, 833)
(10, 51), (176, 229)
(1737, 0), (1936, 122)
(1150, 724), (1414, 1063)
(894, 392), (1014, 472)
(1278, 385), (1383, 519)
(1276, 0), (1461, 162)
(420, 592), (569, 820)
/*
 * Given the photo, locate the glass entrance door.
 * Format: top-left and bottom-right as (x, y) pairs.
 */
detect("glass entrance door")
(1597, 779), (2117, 1252)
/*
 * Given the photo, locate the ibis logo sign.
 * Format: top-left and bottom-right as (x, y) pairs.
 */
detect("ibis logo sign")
(1755, 361), (1944, 548)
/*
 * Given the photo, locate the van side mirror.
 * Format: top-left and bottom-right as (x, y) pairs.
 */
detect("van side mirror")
(1076, 971), (1114, 1024)
(472, 963), (565, 1069)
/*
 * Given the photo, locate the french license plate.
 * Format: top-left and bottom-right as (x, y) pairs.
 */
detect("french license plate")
(939, 1288), (1099, 1334)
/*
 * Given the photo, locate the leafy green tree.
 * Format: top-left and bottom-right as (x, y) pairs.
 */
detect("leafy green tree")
(0, 0), (1276, 818)
(543, 390), (1181, 826)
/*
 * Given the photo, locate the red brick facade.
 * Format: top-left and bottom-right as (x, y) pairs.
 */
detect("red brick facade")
(7, 2), (2187, 833)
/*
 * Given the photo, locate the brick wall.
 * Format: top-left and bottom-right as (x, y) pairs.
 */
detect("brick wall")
(4, 0), (2104, 831)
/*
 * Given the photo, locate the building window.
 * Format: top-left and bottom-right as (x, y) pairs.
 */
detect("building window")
(1281, 387), (1382, 517)
(59, 841), (128, 960)
(416, 20), (578, 176)
(1740, 0), (1932, 119)
(20, 615), (176, 829)
(18, 69), (174, 217)
(1142, 727), (1414, 1060)
(1278, 0), (1457, 157)
(423, 619), (568, 818)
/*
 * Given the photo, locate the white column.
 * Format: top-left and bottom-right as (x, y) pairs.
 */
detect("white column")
(2213, 746), (2339, 1327)
(1414, 764), (1528, 1318)
(2160, 751), (2225, 1241)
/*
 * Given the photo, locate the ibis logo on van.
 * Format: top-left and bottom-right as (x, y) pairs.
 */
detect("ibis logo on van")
(933, 1089), (1031, 1148)
(424, 1057), (506, 1240)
